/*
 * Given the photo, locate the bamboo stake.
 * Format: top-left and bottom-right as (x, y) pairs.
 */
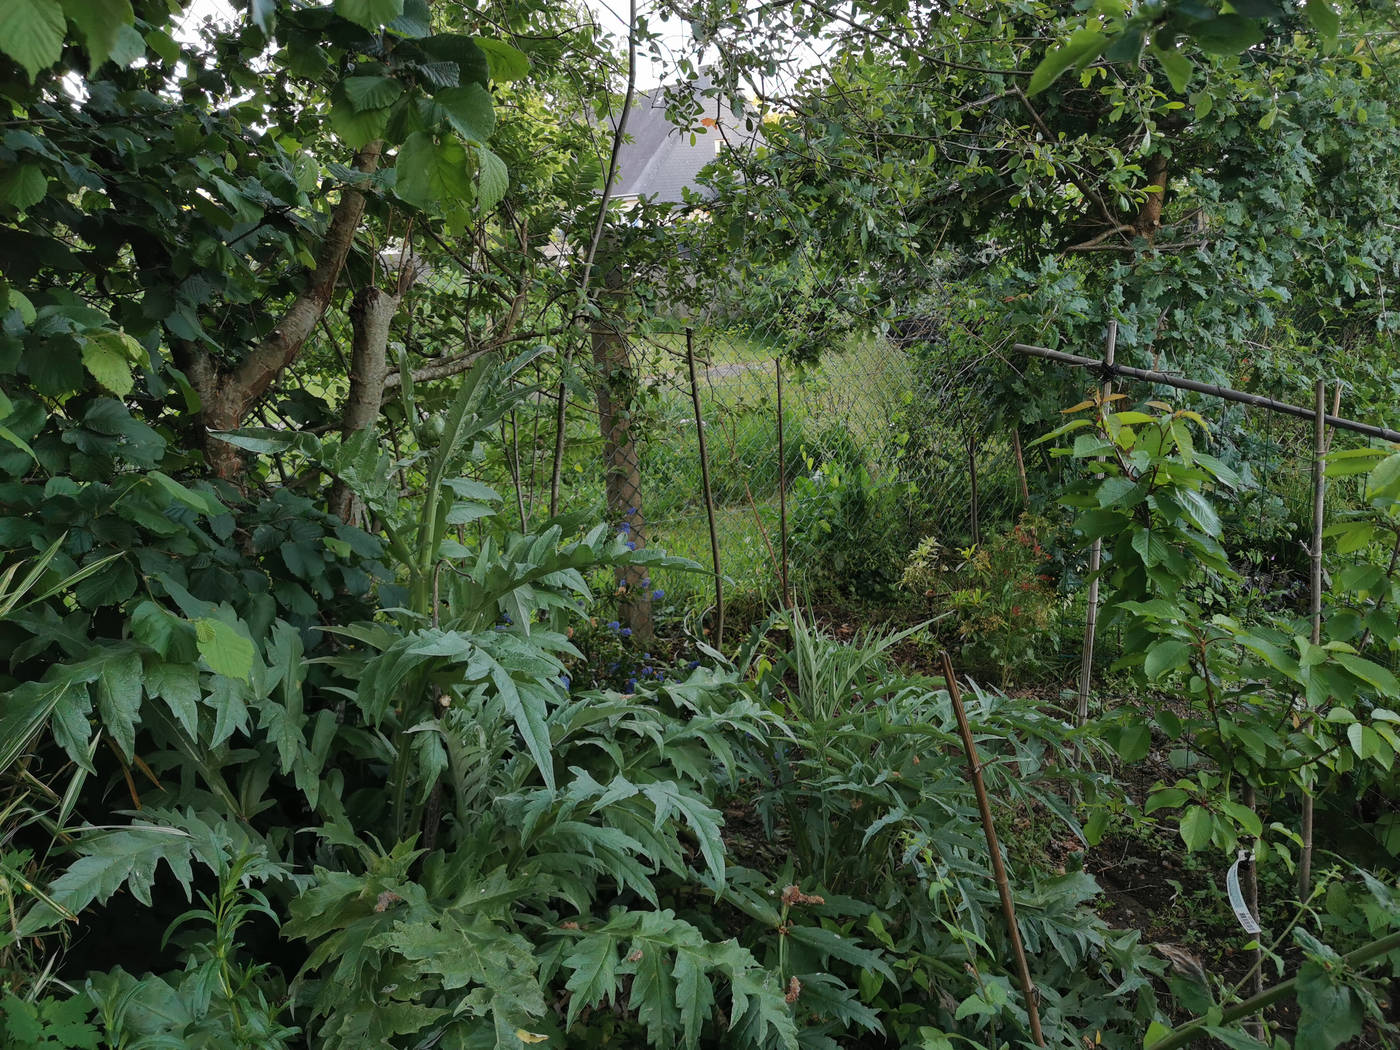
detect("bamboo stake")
(776, 358), (791, 608)
(939, 651), (1045, 1047)
(1012, 426), (1031, 508)
(967, 432), (981, 546)
(1010, 343), (1400, 443)
(1299, 380), (1327, 900)
(687, 329), (724, 649)
(1077, 322), (1116, 725)
(1242, 783), (1263, 1040)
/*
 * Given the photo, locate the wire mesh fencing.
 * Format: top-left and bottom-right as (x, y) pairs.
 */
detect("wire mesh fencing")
(304, 255), (1396, 688)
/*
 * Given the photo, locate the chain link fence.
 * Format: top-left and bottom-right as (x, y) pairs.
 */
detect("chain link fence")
(306, 257), (1392, 686)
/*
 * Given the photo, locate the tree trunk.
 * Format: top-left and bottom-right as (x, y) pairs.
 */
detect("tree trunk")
(330, 285), (399, 522)
(591, 263), (652, 643)
(200, 143), (383, 480)
(1135, 153), (1169, 241)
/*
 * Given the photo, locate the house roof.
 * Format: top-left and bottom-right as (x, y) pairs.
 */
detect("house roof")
(609, 74), (759, 205)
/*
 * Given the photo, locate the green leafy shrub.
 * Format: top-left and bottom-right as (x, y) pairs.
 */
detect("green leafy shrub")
(788, 460), (914, 600)
(901, 512), (1067, 681)
(0, 994), (98, 1050)
(716, 609), (1163, 1048)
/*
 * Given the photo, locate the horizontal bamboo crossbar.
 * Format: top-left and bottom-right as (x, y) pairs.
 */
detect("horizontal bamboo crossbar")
(1010, 343), (1400, 444)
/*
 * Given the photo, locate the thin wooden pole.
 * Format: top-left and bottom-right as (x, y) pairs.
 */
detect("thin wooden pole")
(1242, 782), (1264, 1039)
(1010, 343), (1400, 444)
(687, 329), (724, 649)
(776, 358), (791, 608)
(940, 651), (1046, 1047)
(1012, 426), (1031, 508)
(967, 432), (981, 546)
(1077, 322), (1116, 725)
(1299, 379), (1327, 900)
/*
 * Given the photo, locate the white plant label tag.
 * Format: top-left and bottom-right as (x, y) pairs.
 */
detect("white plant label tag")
(1226, 853), (1261, 935)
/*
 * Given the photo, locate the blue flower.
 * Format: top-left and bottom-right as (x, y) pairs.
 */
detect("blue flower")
(619, 522), (631, 534)
(558, 674), (571, 690)
(607, 620), (620, 631)
(642, 665), (653, 676)
(641, 576), (651, 588)
(652, 589), (665, 600)
(621, 627), (632, 637)
(687, 660), (700, 670)
(626, 678), (637, 691)
(625, 541), (636, 551)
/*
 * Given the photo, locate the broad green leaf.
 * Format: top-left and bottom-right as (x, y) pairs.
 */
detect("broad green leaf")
(1179, 805), (1213, 851)
(80, 334), (136, 396)
(0, 675), (81, 775)
(1367, 453), (1400, 501)
(730, 970), (798, 1049)
(1028, 28), (1106, 97)
(1111, 722), (1151, 762)
(260, 622), (307, 774)
(1295, 961), (1362, 1049)
(144, 27), (180, 63)
(1145, 639), (1192, 680)
(473, 37), (529, 81)
(342, 74), (403, 111)
(130, 601), (193, 660)
(1144, 1020), (1173, 1047)
(0, 423), (37, 463)
(334, 0), (404, 31)
(0, 162), (48, 210)
(0, 0), (65, 80)
(36, 824), (194, 923)
(387, 0), (429, 36)
(786, 925), (894, 980)
(626, 937), (681, 1044)
(674, 946), (717, 1050)
(476, 146), (509, 212)
(194, 618), (255, 681)
(394, 132), (475, 213)
(1131, 528), (1170, 568)
(1333, 652), (1399, 695)
(145, 662), (200, 738)
(96, 649), (143, 759)
(1176, 488), (1220, 537)
(1156, 47), (1193, 93)
(206, 675), (251, 747)
(641, 780), (726, 884)
(1220, 800), (1262, 839)
(329, 93), (390, 148)
(436, 83), (495, 142)
(1144, 787), (1189, 814)
(563, 933), (619, 1028)
(147, 471), (221, 515)
(62, 0), (134, 71)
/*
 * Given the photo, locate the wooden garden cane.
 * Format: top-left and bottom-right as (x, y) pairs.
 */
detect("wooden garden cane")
(1077, 321), (1117, 725)
(940, 651), (1046, 1046)
(686, 329), (724, 649)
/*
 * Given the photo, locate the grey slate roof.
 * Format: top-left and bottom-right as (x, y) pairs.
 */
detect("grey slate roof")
(609, 74), (759, 205)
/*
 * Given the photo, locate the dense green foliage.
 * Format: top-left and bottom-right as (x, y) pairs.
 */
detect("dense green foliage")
(2, 0), (1398, 1049)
